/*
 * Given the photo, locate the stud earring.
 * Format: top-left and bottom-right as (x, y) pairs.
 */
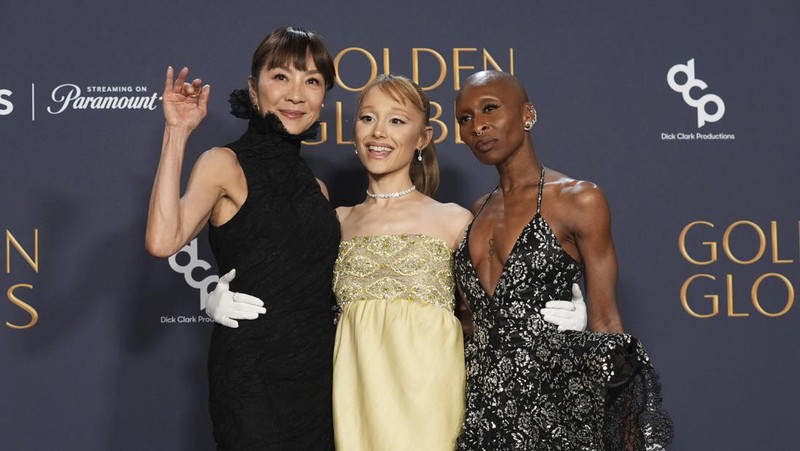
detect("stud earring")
(524, 121), (533, 131)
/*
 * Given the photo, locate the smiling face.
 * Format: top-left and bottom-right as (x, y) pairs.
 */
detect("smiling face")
(354, 85), (432, 178)
(248, 53), (326, 135)
(455, 71), (534, 166)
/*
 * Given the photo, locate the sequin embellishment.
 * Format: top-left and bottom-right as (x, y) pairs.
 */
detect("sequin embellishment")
(333, 234), (455, 312)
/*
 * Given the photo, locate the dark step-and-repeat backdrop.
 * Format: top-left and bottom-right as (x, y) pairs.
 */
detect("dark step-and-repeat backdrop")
(2, 1), (797, 449)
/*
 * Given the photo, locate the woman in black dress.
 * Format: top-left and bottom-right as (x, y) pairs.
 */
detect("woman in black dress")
(145, 27), (339, 450)
(453, 70), (673, 450)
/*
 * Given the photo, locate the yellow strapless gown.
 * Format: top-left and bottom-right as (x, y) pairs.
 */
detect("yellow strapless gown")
(332, 234), (465, 451)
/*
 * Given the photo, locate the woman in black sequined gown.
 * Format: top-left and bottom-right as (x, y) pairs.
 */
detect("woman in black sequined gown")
(453, 71), (673, 449)
(146, 27), (339, 450)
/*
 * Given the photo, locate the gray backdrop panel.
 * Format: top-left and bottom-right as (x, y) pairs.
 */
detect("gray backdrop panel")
(1, 1), (797, 449)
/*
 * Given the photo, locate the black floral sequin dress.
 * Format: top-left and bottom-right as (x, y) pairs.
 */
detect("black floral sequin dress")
(454, 169), (673, 450)
(206, 93), (340, 450)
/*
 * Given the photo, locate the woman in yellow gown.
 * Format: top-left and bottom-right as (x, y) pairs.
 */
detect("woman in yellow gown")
(331, 75), (473, 450)
(202, 74), (588, 450)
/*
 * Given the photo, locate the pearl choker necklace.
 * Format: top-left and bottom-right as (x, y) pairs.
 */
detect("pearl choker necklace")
(366, 185), (416, 199)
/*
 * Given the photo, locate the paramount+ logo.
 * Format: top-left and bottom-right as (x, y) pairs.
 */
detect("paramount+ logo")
(667, 58), (725, 128)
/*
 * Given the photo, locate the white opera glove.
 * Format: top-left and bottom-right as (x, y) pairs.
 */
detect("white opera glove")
(205, 269), (266, 328)
(540, 283), (587, 332)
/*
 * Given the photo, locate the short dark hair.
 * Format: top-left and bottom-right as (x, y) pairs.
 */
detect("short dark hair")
(250, 26), (335, 91)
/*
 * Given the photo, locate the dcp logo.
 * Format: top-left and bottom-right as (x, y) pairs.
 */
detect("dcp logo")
(168, 238), (218, 310)
(0, 89), (13, 115)
(667, 59), (725, 128)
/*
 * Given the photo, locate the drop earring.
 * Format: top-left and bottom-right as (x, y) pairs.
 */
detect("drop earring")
(416, 149), (423, 161)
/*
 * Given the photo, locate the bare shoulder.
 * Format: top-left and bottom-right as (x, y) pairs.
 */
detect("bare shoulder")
(335, 205), (356, 223)
(188, 147), (241, 189)
(316, 178), (329, 199)
(424, 196), (468, 212)
(195, 146), (239, 175)
(442, 201), (474, 228)
(547, 169), (609, 212)
(546, 170), (611, 234)
(421, 197), (471, 219)
(440, 200), (474, 226)
(565, 181), (609, 215)
(421, 197), (474, 246)
(198, 146), (237, 165)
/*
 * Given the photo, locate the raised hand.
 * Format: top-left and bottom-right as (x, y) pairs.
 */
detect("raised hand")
(162, 66), (211, 131)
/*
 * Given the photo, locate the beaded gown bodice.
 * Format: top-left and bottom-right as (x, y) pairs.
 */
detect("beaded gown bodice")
(333, 234), (455, 312)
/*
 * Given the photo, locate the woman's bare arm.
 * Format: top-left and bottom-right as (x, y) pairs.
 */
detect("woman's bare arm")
(570, 182), (624, 333)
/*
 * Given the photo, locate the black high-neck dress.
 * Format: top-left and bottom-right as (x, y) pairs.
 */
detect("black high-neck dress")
(207, 109), (340, 450)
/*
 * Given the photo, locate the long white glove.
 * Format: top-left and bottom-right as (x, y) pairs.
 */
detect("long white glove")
(205, 269), (266, 328)
(540, 283), (587, 331)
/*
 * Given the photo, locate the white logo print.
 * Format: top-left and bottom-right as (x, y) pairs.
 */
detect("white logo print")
(168, 238), (218, 310)
(46, 84), (159, 114)
(667, 59), (725, 128)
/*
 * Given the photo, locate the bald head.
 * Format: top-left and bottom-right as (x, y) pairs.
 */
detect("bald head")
(458, 70), (530, 103)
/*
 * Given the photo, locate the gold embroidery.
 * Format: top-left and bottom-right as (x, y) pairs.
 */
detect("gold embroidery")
(333, 234), (455, 312)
